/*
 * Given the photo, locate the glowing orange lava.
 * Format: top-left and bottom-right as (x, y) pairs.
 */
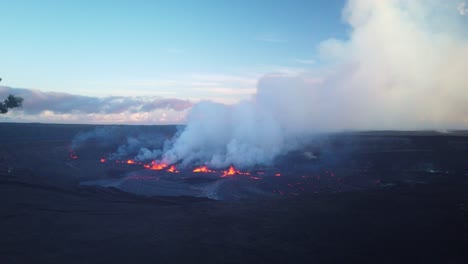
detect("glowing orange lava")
(222, 166), (236, 177)
(167, 165), (178, 173)
(68, 147), (78, 159)
(144, 160), (168, 170)
(193, 166), (213, 173)
(126, 159), (137, 164)
(221, 166), (250, 177)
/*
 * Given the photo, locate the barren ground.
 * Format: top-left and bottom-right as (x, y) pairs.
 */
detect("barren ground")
(0, 123), (467, 263)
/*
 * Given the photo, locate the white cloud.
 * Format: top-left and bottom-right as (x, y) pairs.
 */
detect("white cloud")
(0, 86), (192, 124)
(2, 108), (189, 125)
(194, 87), (256, 96)
(459, 2), (468, 15)
(253, 65), (309, 77)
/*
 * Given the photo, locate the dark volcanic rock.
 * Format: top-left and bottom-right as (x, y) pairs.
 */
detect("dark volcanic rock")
(0, 123), (467, 263)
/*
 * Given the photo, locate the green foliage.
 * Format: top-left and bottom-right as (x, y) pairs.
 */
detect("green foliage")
(0, 94), (23, 114)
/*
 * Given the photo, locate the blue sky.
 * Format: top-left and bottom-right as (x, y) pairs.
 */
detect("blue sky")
(0, 0), (346, 101)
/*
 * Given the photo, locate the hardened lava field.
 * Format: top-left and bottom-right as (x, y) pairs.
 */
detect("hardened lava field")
(0, 123), (467, 264)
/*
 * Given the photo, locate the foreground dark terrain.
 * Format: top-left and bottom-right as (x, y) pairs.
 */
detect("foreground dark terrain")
(0, 123), (467, 263)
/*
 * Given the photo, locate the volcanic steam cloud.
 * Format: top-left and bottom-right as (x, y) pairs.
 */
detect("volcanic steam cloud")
(74, 0), (468, 170)
(159, 0), (468, 168)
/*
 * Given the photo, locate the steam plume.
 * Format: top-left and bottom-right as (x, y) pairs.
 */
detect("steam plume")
(159, 0), (468, 168)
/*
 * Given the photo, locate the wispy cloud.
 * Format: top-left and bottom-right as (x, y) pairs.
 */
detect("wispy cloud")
(106, 73), (257, 90)
(459, 2), (468, 15)
(254, 65), (308, 77)
(139, 98), (192, 112)
(194, 87), (257, 96)
(102, 73), (259, 104)
(188, 73), (257, 87)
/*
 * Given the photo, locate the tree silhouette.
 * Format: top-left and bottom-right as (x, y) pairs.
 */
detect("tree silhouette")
(0, 94), (24, 114)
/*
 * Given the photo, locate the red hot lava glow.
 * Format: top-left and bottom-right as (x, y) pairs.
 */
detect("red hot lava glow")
(193, 166), (213, 173)
(144, 161), (168, 170)
(221, 166), (250, 177)
(222, 166), (236, 177)
(69, 150), (78, 159)
(167, 165), (178, 173)
(98, 157), (281, 180)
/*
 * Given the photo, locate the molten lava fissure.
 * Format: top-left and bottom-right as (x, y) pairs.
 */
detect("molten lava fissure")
(97, 157), (280, 179)
(144, 160), (168, 170)
(127, 159), (136, 164)
(221, 166), (236, 177)
(99, 157), (181, 173)
(167, 165), (178, 173)
(192, 165), (252, 177)
(221, 166), (250, 177)
(68, 149), (78, 159)
(67, 145), (79, 160)
(193, 166), (213, 173)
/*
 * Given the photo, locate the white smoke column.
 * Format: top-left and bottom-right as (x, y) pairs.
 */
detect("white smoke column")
(162, 0), (468, 168)
(162, 101), (284, 168)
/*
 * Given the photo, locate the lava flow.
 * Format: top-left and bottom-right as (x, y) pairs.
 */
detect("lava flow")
(221, 165), (250, 177)
(221, 166), (236, 177)
(68, 149), (78, 159)
(144, 160), (168, 170)
(126, 159), (138, 165)
(98, 157), (278, 179)
(193, 166), (214, 173)
(192, 165), (256, 178)
(167, 165), (178, 173)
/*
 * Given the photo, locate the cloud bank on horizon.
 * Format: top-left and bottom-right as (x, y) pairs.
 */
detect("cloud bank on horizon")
(158, 0), (468, 168)
(0, 86), (191, 124)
